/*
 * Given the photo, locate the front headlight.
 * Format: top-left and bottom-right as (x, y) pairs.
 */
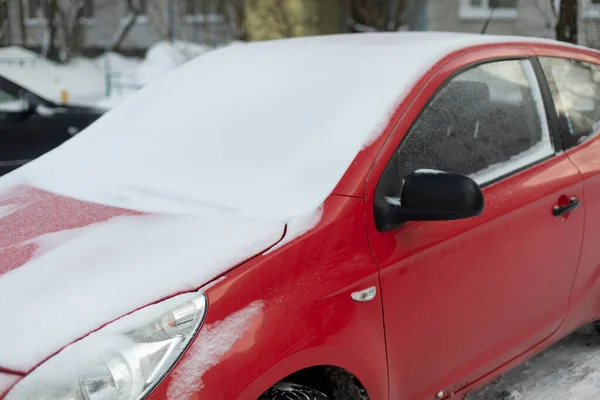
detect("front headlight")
(7, 291), (207, 400)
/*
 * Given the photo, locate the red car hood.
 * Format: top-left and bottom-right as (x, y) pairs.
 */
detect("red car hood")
(0, 185), (284, 373)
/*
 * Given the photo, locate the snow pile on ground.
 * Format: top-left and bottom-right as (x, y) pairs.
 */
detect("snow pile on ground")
(0, 40), (218, 108)
(136, 40), (211, 84)
(471, 327), (600, 400)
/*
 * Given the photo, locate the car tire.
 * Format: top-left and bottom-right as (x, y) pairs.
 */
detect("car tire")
(593, 320), (600, 336)
(259, 382), (329, 400)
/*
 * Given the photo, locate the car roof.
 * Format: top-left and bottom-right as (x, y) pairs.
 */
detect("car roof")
(8, 32), (596, 221)
(235, 31), (597, 59)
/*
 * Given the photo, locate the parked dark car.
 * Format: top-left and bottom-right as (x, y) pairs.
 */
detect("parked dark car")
(0, 75), (105, 176)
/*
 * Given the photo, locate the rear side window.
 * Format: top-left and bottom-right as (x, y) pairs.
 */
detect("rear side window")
(375, 59), (554, 230)
(539, 57), (600, 147)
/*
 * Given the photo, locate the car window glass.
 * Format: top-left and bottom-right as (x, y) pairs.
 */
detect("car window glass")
(375, 59), (554, 219)
(397, 59), (552, 185)
(0, 88), (26, 112)
(539, 57), (600, 146)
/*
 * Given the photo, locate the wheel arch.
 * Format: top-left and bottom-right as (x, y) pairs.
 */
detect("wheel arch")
(238, 346), (382, 400)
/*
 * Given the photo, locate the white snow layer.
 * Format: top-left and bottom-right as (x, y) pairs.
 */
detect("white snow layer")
(10, 32), (554, 221)
(0, 373), (18, 396)
(0, 32), (581, 372)
(471, 327), (600, 400)
(0, 212), (282, 371)
(0, 41), (209, 107)
(166, 301), (264, 399)
(0, 204), (21, 220)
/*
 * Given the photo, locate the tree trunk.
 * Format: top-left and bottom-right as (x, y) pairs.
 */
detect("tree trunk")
(63, 3), (86, 61)
(42, 0), (60, 62)
(110, 0), (141, 52)
(18, 0), (26, 46)
(556, 0), (577, 44)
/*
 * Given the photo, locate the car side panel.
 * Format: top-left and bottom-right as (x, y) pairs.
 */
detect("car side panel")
(557, 134), (600, 328)
(530, 45), (600, 335)
(364, 45), (585, 400)
(144, 195), (388, 400)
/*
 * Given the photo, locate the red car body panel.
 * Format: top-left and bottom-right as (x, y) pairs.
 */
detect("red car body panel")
(363, 44), (588, 400)
(143, 195), (388, 400)
(5, 39), (600, 400)
(0, 185), (139, 278)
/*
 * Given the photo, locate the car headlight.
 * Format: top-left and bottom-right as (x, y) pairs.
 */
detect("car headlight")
(7, 291), (207, 400)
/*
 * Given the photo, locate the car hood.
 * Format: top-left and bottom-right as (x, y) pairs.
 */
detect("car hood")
(0, 185), (285, 373)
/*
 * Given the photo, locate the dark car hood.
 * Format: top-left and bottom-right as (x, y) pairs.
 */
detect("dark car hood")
(0, 184), (284, 373)
(53, 103), (105, 115)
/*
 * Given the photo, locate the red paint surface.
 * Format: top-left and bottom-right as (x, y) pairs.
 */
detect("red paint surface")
(0, 186), (138, 275)
(4, 41), (600, 400)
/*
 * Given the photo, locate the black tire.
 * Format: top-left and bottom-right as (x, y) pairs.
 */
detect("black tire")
(594, 320), (600, 335)
(259, 382), (329, 400)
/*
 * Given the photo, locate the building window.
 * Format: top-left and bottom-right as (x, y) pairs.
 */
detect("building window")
(81, 0), (94, 19)
(459, 0), (518, 20)
(123, 0), (148, 24)
(182, 0), (223, 24)
(27, 0), (42, 20)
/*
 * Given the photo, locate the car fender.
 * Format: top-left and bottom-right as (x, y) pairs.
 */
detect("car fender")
(147, 195), (388, 400)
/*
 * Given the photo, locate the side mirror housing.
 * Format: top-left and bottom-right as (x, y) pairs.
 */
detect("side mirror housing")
(22, 92), (39, 113)
(393, 169), (484, 222)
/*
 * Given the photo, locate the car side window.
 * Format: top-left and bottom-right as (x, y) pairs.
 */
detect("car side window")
(374, 59), (554, 230)
(539, 57), (600, 148)
(0, 88), (26, 113)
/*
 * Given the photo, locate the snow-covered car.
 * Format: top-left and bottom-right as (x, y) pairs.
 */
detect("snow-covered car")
(0, 74), (104, 176)
(1, 31), (600, 400)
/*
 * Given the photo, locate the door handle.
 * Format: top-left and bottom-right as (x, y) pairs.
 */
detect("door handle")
(553, 197), (581, 217)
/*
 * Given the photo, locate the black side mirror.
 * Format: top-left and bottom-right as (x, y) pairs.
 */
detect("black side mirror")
(22, 92), (39, 113)
(393, 169), (484, 221)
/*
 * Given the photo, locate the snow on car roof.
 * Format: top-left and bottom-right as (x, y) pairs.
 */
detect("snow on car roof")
(0, 31), (588, 373)
(4, 32), (576, 222)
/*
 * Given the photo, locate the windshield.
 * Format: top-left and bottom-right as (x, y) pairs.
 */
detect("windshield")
(3, 34), (470, 221)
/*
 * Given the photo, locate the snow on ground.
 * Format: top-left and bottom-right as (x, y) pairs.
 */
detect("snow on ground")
(0, 41), (215, 108)
(471, 326), (600, 399)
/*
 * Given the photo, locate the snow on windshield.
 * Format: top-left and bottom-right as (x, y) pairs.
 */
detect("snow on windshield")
(6, 33), (525, 221)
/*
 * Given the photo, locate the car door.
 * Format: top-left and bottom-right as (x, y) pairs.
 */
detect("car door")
(366, 54), (584, 400)
(537, 56), (600, 329)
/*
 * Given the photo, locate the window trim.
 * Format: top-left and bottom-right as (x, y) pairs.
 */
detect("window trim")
(538, 56), (600, 150)
(530, 57), (564, 153)
(402, 56), (557, 187)
(459, 0), (518, 21)
(373, 56), (558, 232)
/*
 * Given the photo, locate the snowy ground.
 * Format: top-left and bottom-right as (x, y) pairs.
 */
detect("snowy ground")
(470, 326), (600, 399)
(0, 41), (219, 109)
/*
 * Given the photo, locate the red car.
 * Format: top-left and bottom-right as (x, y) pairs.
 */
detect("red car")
(1, 32), (600, 400)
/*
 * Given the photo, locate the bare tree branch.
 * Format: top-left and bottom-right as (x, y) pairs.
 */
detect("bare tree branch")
(110, 0), (143, 51)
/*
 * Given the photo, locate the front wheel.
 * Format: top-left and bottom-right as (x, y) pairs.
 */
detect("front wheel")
(593, 320), (600, 336)
(259, 382), (329, 400)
